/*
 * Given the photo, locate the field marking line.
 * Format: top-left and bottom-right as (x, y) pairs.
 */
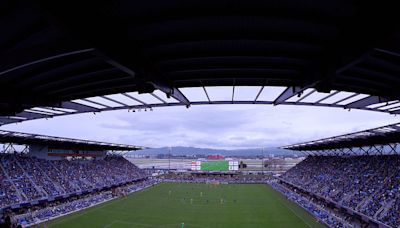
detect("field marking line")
(103, 220), (156, 227)
(103, 220), (204, 228)
(48, 197), (120, 227)
(46, 185), (159, 227)
(275, 195), (313, 228)
(103, 220), (118, 228)
(267, 185), (313, 228)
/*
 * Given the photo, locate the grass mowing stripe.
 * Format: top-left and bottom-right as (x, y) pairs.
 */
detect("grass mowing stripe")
(267, 185), (323, 228)
(273, 192), (312, 228)
(43, 183), (324, 228)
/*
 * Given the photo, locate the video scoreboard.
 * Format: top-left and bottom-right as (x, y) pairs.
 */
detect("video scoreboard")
(191, 160), (239, 171)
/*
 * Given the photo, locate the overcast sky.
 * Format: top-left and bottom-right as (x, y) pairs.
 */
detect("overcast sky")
(1, 103), (398, 149)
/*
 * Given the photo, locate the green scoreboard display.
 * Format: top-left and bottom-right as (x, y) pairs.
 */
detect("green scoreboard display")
(191, 160), (239, 171)
(200, 161), (229, 171)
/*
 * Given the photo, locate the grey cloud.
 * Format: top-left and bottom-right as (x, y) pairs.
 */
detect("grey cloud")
(229, 136), (247, 141)
(1, 104), (398, 149)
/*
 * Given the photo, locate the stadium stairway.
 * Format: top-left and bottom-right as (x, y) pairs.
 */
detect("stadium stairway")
(341, 163), (378, 210)
(359, 170), (397, 218)
(273, 181), (354, 228)
(29, 157), (67, 195)
(14, 157), (48, 198)
(328, 185), (342, 200)
(45, 160), (76, 193)
(376, 199), (395, 220)
(0, 158), (26, 202)
(356, 194), (374, 212)
(358, 161), (393, 215)
(81, 177), (95, 190)
(48, 161), (82, 193)
(339, 191), (355, 205)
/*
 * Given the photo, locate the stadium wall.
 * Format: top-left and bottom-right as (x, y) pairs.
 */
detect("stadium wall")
(29, 145), (107, 160)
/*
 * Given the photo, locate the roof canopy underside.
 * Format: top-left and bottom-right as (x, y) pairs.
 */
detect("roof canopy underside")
(2, 1), (400, 125)
(0, 130), (144, 151)
(283, 122), (400, 153)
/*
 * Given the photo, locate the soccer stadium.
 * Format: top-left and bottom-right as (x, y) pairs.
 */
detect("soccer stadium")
(1, 1), (400, 228)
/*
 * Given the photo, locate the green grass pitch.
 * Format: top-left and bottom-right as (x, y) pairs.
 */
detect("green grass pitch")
(39, 183), (325, 228)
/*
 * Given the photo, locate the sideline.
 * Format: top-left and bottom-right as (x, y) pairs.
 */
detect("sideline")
(31, 183), (158, 227)
(103, 220), (207, 228)
(276, 196), (313, 228)
(268, 185), (314, 228)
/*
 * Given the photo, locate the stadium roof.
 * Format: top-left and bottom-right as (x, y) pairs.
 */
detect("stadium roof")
(1, 1), (400, 125)
(282, 122), (400, 152)
(0, 129), (144, 151)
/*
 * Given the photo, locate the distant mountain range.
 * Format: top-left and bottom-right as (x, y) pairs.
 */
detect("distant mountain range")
(129, 146), (300, 157)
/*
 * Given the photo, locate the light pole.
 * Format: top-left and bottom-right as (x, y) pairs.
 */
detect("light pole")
(261, 147), (264, 174)
(168, 146), (171, 172)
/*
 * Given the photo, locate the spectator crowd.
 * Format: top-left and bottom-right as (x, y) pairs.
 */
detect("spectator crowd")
(162, 173), (271, 184)
(281, 155), (400, 228)
(3, 153), (399, 227)
(6, 179), (157, 227)
(270, 181), (352, 227)
(0, 154), (146, 209)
